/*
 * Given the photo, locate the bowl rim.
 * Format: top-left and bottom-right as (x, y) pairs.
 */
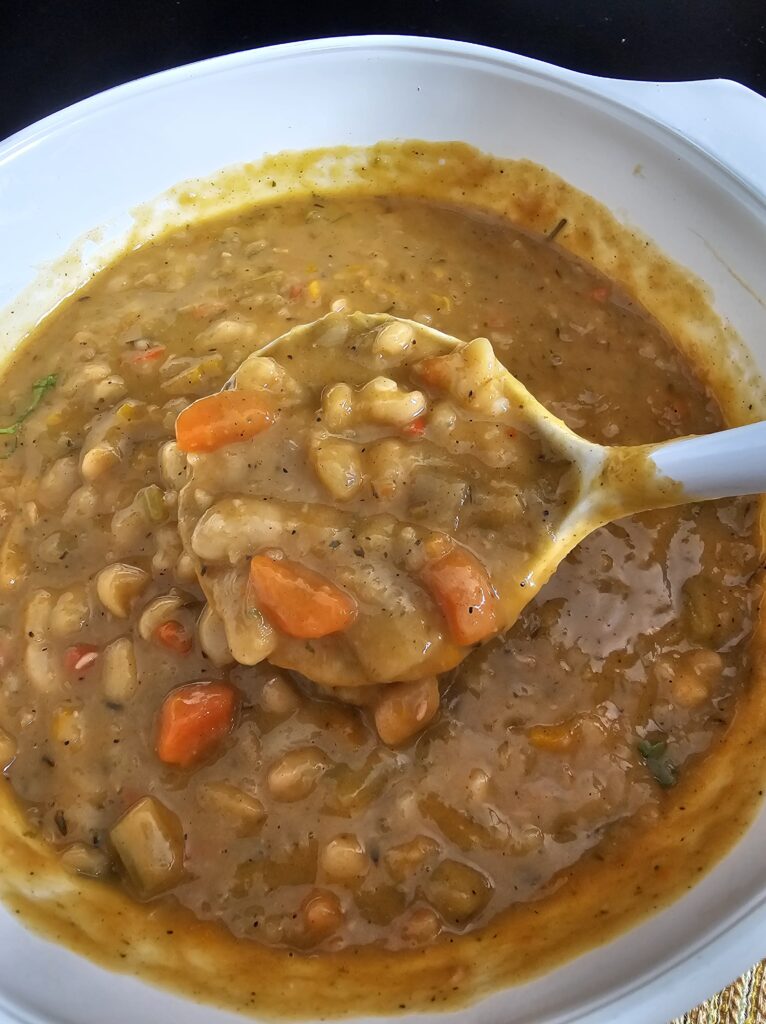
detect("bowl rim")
(2, 33), (764, 209)
(1, 33), (766, 1024)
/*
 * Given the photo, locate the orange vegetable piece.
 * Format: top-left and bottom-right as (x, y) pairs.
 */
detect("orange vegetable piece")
(175, 391), (276, 453)
(248, 555), (357, 639)
(403, 416), (427, 437)
(590, 286), (609, 302)
(155, 620), (193, 655)
(64, 643), (99, 675)
(414, 355), (452, 390)
(156, 681), (238, 767)
(128, 345), (166, 365)
(420, 546), (498, 646)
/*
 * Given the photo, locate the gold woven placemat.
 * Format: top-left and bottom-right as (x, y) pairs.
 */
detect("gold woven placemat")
(672, 962), (766, 1023)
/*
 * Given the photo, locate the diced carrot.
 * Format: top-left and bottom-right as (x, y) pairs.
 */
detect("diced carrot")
(64, 643), (99, 675)
(248, 555), (357, 639)
(419, 546), (498, 646)
(128, 345), (166, 365)
(156, 681), (238, 767)
(289, 283), (304, 300)
(175, 390), (276, 453)
(155, 620), (193, 655)
(414, 355), (452, 390)
(590, 286), (609, 302)
(403, 416), (427, 437)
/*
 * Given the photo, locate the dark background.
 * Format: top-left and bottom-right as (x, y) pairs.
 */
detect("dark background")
(2, 0), (765, 142)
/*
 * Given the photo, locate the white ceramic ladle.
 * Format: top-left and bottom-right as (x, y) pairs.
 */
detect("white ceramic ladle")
(495, 356), (766, 611)
(260, 313), (766, 624)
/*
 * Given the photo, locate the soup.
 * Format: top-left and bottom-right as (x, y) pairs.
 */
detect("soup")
(0, 187), (760, 974)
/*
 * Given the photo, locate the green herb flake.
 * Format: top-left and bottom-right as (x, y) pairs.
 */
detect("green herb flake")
(648, 759), (677, 788)
(638, 736), (678, 789)
(637, 739), (667, 760)
(0, 374), (58, 457)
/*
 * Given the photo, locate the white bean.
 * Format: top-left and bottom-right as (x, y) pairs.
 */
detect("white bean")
(102, 637), (139, 703)
(38, 457), (80, 511)
(96, 563), (149, 618)
(197, 604), (234, 667)
(137, 591), (190, 641)
(50, 587), (90, 638)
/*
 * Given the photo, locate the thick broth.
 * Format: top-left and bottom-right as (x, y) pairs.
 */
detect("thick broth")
(0, 196), (759, 957)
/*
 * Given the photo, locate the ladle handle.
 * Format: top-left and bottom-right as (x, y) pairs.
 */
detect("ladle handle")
(648, 421), (766, 501)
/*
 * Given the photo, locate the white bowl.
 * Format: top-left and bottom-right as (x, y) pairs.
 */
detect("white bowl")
(1, 35), (766, 1024)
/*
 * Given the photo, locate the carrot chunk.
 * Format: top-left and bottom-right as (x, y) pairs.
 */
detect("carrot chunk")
(155, 620), (193, 655)
(420, 547), (498, 645)
(64, 643), (99, 675)
(248, 555), (357, 639)
(156, 681), (238, 767)
(175, 391), (276, 454)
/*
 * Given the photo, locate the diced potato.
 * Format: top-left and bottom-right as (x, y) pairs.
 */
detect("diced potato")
(418, 793), (504, 851)
(383, 834), (440, 882)
(109, 796), (186, 898)
(197, 782), (266, 835)
(96, 563), (149, 618)
(60, 842), (111, 879)
(102, 637), (139, 703)
(354, 881), (407, 926)
(323, 751), (396, 817)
